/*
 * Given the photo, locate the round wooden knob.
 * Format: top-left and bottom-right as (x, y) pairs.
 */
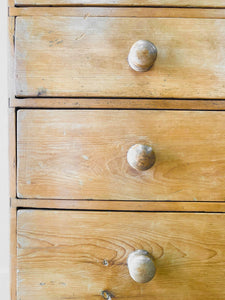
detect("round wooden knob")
(127, 250), (156, 283)
(127, 144), (156, 171)
(128, 40), (157, 72)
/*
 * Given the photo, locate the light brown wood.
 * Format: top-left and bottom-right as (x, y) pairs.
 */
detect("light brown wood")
(9, 108), (16, 198)
(9, 1), (225, 298)
(8, 0), (15, 8)
(17, 210), (225, 300)
(10, 207), (17, 300)
(13, 0), (225, 8)
(11, 198), (225, 212)
(9, 7), (225, 18)
(17, 110), (225, 201)
(10, 97), (225, 110)
(8, 17), (15, 101)
(15, 17), (225, 98)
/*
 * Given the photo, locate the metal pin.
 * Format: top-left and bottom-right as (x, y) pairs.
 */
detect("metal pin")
(101, 290), (112, 300)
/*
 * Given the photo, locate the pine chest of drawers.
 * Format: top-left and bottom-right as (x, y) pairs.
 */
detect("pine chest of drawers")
(9, 1), (225, 299)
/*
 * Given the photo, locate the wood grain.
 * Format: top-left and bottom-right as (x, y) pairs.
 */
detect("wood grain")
(9, 108), (17, 198)
(9, 7), (225, 18)
(11, 198), (225, 212)
(8, 0), (15, 8)
(17, 110), (225, 201)
(14, 0), (225, 8)
(17, 210), (225, 300)
(10, 207), (17, 300)
(15, 17), (225, 99)
(8, 17), (15, 101)
(10, 98), (225, 110)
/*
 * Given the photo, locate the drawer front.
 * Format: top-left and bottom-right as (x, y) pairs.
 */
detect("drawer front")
(16, 17), (225, 99)
(17, 110), (225, 201)
(17, 210), (225, 300)
(14, 0), (225, 7)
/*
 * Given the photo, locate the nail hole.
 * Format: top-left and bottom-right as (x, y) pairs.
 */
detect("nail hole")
(103, 259), (109, 266)
(101, 290), (113, 299)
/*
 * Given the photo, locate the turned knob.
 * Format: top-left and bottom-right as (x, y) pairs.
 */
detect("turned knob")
(127, 250), (156, 283)
(127, 144), (156, 171)
(128, 40), (157, 72)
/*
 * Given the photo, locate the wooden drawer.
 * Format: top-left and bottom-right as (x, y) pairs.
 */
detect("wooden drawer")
(17, 109), (225, 201)
(15, 16), (225, 99)
(17, 210), (225, 300)
(14, 0), (225, 7)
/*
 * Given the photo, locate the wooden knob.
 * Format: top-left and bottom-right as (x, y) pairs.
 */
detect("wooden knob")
(127, 144), (156, 171)
(127, 250), (156, 283)
(128, 40), (157, 72)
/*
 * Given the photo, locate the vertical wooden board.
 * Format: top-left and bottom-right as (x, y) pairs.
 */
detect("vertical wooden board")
(9, 108), (16, 198)
(8, 16), (15, 101)
(10, 208), (17, 300)
(17, 210), (225, 300)
(8, 0), (15, 7)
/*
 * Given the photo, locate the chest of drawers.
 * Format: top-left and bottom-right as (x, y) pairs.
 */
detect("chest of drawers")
(9, 1), (225, 299)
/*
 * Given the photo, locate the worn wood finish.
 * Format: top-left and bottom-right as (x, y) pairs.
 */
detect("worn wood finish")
(11, 198), (225, 212)
(9, 17), (17, 300)
(17, 210), (225, 300)
(17, 110), (225, 201)
(10, 207), (17, 300)
(10, 98), (225, 110)
(9, 7), (225, 18)
(8, 0), (15, 8)
(8, 17), (15, 101)
(15, 17), (225, 99)
(9, 108), (17, 199)
(14, 0), (225, 8)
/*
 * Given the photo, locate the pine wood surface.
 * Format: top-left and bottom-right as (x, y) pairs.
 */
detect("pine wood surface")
(9, 3), (225, 300)
(13, 0), (225, 8)
(10, 208), (17, 300)
(9, 7), (225, 18)
(8, 17), (15, 102)
(12, 198), (225, 212)
(17, 109), (225, 201)
(10, 98), (225, 110)
(17, 210), (225, 300)
(15, 16), (225, 98)
(9, 108), (17, 199)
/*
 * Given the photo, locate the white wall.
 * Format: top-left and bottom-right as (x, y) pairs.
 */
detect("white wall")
(0, 0), (10, 299)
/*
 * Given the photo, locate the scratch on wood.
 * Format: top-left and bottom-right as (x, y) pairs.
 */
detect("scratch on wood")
(75, 33), (86, 41)
(49, 39), (63, 47)
(84, 13), (90, 20)
(37, 88), (47, 96)
(82, 155), (89, 160)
